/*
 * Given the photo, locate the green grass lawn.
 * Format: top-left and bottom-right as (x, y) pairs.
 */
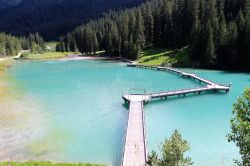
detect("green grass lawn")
(21, 51), (77, 60)
(45, 42), (58, 51)
(137, 46), (189, 66)
(1, 161), (105, 166)
(21, 50), (107, 60)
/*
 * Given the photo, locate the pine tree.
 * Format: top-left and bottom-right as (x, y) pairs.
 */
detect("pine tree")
(163, 0), (173, 47)
(142, 3), (154, 45)
(118, 36), (122, 56)
(172, 0), (184, 46)
(56, 43), (61, 52)
(60, 0), (250, 69)
(92, 32), (99, 55)
(104, 33), (113, 55)
(237, 9), (245, 31)
(60, 41), (65, 52)
(244, 0), (250, 17)
(135, 10), (145, 51)
(0, 43), (6, 56)
(227, 21), (238, 45)
(75, 28), (85, 54)
(243, 9), (250, 69)
(119, 13), (129, 58)
(128, 33), (134, 60)
(148, 130), (193, 166)
(205, 0), (217, 28)
(218, 11), (228, 46)
(205, 21), (216, 66)
(72, 38), (78, 52)
(109, 21), (119, 56)
(189, 0), (200, 48)
(198, 0), (206, 28)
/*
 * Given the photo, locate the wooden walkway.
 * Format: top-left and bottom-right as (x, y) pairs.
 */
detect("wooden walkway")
(125, 64), (231, 99)
(122, 95), (147, 166)
(134, 65), (226, 86)
(123, 83), (230, 102)
(121, 64), (231, 166)
(149, 84), (229, 99)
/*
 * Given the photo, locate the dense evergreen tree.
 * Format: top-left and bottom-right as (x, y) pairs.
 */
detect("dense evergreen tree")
(1, 0), (249, 70)
(147, 130), (193, 166)
(0, 32), (45, 57)
(21, 32), (46, 53)
(0, 0), (145, 40)
(0, 33), (21, 57)
(205, 21), (216, 66)
(141, 3), (154, 45)
(56, 0), (250, 70)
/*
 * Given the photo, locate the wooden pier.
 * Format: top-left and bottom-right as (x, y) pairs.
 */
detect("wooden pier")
(128, 64), (231, 93)
(122, 95), (147, 166)
(123, 65), (230, 103)
(122, 64), (231, 166)
(150, 84), (229, 99)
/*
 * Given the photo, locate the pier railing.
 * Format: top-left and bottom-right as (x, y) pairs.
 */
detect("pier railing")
(123, 88), (147, 101)
(141, 101), (148, 162)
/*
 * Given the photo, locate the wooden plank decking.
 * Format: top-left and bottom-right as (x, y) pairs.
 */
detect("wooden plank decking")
(150, 84), (227, 98)
(122, 64), (231, 166)
(130, 64), (231, 93)
(123, 65), (231, 102)
(122, 96), (147, 166)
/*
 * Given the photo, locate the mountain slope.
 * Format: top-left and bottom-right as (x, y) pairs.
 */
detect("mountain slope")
(0, 0), (145, 40)
(0, 0), (22, 9)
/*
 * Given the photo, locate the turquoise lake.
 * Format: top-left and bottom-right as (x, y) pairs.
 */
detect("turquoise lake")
(2, 59), (248, 165)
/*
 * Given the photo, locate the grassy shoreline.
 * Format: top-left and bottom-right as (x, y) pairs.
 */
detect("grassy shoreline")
(21, 52), (75, 60)
(20, 51), (107, 61)
(0, 161), (106, 166)
(137, 46), (189, 66)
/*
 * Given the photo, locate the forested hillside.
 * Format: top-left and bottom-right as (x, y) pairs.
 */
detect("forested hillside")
(59, 0), (250, 70)
(0, 32), (45, 57)
(0, 0), (145, 40)
(0, 0), (21, 10)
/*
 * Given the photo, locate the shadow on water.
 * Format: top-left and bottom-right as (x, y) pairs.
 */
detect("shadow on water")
(112, 123), (126, 166)
(98, 61), (121, 64)
(112, 103), (129, 166)
(96, 59), (123, 64)
(122, 103), (129, 110)
(218, 70), (250, 75)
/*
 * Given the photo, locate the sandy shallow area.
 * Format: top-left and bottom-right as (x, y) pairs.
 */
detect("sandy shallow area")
(1, 54), (124, 62)
(0, 56), (119, 161)
(0, 60), (48, 161)
(57, 54), (123, 62)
